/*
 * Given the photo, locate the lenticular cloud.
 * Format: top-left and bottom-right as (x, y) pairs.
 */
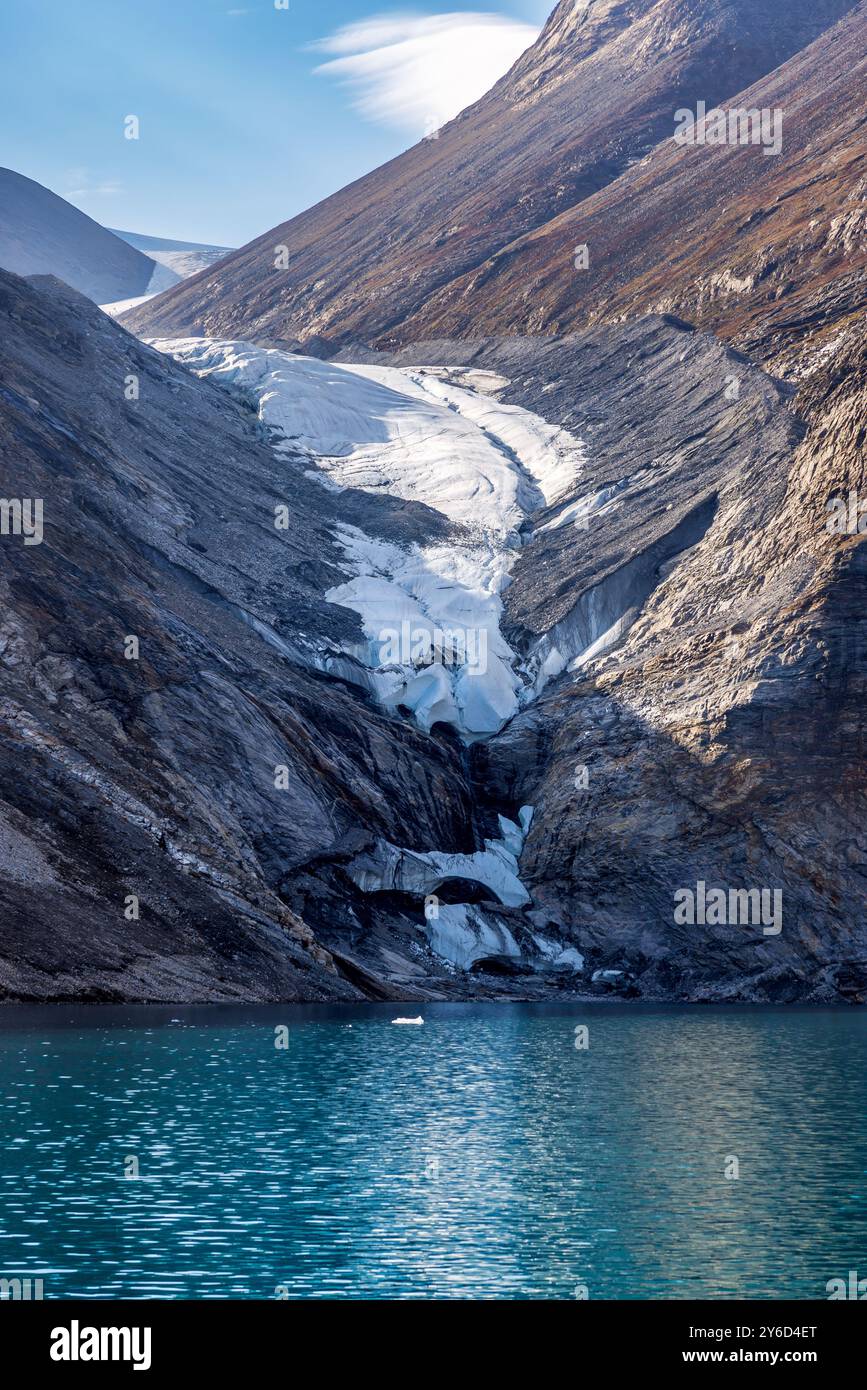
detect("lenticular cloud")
(311, 11), (539, 135)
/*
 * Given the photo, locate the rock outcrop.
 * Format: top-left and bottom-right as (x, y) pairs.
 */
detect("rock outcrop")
(0, 271), (481, 1000)
(334, 316), (866, 1001)
(474, 328), (867, 1002)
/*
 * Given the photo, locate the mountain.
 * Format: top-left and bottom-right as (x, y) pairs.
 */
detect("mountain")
(110, 229), (234, 281)
(325, 296), (867, 1003)
(3, 0), (866, 1004)
(4, 260), (866, 1002)
(0, 269), (481, 1001)
(2, 269), (606, 1002)
(398, 1), (867, 377)
(0, 168), (175, 306)
(122, 0), (859, 351)
(460, 321), (867, 1003)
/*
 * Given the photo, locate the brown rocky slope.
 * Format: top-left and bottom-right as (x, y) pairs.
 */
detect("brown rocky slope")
(122, 0), (859, 360)
(400, 1), (867, 378)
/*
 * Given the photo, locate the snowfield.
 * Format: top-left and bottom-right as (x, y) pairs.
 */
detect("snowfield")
(151, 339), (587, 740)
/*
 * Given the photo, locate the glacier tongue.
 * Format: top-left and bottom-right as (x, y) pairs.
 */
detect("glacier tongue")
(427, 905), (522, 972)
(346, 833), (531, 909)
(150, 339), (586, 740)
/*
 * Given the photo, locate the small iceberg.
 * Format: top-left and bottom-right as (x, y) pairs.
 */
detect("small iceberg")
(392, 1016), (424, 1026)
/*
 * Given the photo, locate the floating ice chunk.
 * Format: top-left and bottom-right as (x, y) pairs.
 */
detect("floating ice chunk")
(392, 1016), (424, 1025)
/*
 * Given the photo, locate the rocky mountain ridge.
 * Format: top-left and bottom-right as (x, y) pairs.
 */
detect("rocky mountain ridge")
(2, 0), (865, 1002)
(122, 0), (860, 366)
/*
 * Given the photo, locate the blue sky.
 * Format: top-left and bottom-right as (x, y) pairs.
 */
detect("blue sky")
(0, 1), (552, 248)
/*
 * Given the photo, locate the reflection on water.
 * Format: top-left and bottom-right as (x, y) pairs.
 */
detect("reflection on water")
(0, 1002), (865, 1299)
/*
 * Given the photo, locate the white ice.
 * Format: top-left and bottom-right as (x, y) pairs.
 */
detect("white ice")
(426, 905), (521, 971)
(151, 339), (586, 740)
(347, 809), (535, 915)
(536, 479), (628, 535)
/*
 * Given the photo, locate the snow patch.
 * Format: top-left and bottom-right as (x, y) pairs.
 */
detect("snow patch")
(144, 259), (181, 296)
(537, 479), (629, 535)
(101, 293), (153, 317)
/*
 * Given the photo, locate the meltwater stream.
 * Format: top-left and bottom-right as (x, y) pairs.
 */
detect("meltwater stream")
(1, 1004), (865, 1300)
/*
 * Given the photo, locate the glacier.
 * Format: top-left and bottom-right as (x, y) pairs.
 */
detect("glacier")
(337, 806), (586, 978)
(151, 339), (586, 741)
(345, 809), (535, 909)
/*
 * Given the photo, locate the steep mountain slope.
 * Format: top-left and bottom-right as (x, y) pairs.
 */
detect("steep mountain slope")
(0, 269), (490, 1001)
(484, 327), (867, 1002)
(0, 169), (175, 305)
(122, 0), (857, 349)
(401, 1), (867, 377)
(3, 269), (865, 1000)
(2, 270), (607, 1002)
(330, 315), (867, 1002)
(4, 0), (865, 1005)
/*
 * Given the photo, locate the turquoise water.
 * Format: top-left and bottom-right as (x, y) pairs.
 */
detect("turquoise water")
(0, 1002), (865, 1300)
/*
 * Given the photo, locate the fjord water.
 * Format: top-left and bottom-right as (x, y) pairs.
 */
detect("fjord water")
(0, 1003), (864, 1300)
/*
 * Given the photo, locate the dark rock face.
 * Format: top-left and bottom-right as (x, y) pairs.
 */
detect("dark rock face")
(336, 318), (867, 1002)
(3, 2), (865, 1005)
(0, 169), (159, 305)
(503, 327), (867, 1003)
(0, 271), (481, 1001)
(121, 0), (858, 353)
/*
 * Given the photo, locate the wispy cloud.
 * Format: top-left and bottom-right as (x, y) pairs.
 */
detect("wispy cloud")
(64, 168), (123, 198)
(311, 11), (538, 137)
